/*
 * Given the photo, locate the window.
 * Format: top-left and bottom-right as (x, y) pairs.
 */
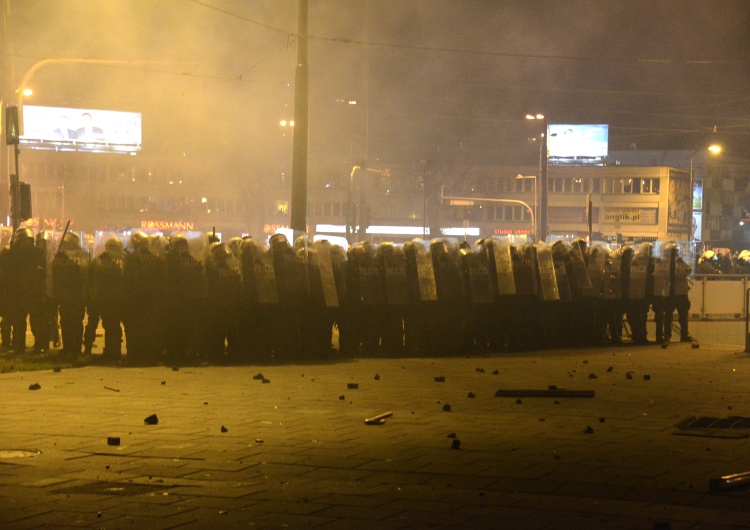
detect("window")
(323, 202), (332, 216)
(333, 202), (341, 217)
(314, 201), (323, 216)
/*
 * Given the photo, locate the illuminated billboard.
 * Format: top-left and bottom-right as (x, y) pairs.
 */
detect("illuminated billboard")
(20, 105), (141, 154)
(547, 124), (608, 161)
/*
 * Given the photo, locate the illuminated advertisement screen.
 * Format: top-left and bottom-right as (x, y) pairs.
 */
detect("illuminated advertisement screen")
(547, 124), (608, 160)
(20, 105), (141, 154)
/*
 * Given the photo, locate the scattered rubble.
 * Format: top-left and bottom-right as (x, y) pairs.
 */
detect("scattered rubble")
(144, 414), (159, 425)
(28, 383), (40, 390)
(434, 376), (446, 382)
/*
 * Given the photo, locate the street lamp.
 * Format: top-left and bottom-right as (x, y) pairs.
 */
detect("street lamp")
(689, 144), (721, 252)
(526, 113), (548, 242)
(516, 174), (537, 242)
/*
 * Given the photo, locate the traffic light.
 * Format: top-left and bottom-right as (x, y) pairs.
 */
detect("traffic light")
(19, 182), (32, 221)
(5, 106), (19, 145)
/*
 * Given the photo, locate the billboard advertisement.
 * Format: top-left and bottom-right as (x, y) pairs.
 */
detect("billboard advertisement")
(547, 124), (608, 161)
(20, 105), (141, 154)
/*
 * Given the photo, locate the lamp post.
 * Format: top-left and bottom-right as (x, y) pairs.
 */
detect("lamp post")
(689, 144), (721, 245)
(516, 174), (537, 242)
(526, 113), (548, 242)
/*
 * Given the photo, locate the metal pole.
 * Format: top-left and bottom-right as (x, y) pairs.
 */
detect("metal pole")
(290, 0), (309, 236)
(539, 118), (548, 242)
(11, 143), (18, 229)
(745, 287), (750, 353)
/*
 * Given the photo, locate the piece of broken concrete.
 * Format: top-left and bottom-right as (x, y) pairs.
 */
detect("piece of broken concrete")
(144, 414), (159, 425)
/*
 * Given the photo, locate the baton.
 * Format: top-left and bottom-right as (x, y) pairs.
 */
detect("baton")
(55, 220), (71, 259)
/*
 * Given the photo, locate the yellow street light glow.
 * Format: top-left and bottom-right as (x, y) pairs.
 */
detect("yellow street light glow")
(708, 145), (721, 154)
(21, 88), (33, 97)
(280, 120), (287, 126)
(526, 113), (544, 120)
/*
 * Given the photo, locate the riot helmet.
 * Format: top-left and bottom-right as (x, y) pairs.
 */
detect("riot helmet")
(129, 231), (148, 251)
(104, 236), (125, 260)
(13, 227), (34, 246)
(62, 231), (81, 251)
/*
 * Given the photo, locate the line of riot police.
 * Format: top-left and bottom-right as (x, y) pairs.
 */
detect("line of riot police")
(0, 227), (694, 364)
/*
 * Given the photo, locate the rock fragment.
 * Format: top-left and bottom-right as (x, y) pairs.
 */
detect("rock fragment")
(434, 376), (445, 382)
(144, 414), (159, 425)
(28, 383), (41, 390)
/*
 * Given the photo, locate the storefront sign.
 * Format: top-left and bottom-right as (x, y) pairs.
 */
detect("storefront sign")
(494, 228), (532, 236)
(141, 220), (194, 230)
(264, 223), (289, 234)
(602, 208), (657, 225)
(21, 217), (70, 230)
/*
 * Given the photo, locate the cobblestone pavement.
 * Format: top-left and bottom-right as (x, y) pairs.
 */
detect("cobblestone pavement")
(0, 341), (749, 529)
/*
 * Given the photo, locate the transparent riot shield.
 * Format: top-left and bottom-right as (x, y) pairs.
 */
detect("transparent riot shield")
(653, 256), (671, 298)
(628, 256), (648, 299)
(408, 239), (437, 302)
(488, 238), (515, 296)
(535, 244), (560, 301)
(586, 244), (609, 297)
(175, 230), (210, 264)
(312, 241), (339, 308)
(569, 243), (593, 291)
(255, 248), (279, 305)
(356, 242), (384, 306)
(512, 244), (537, 297)
(379, 243), (409, 306)
(431, 238), (463, 303)
(464, 245), (493, 304)
(601, 249), (622, 299)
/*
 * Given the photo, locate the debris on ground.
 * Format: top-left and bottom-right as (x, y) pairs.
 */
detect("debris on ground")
(252, 373), (264, 380)
(467, 392), (476, 398)
(347, 383), (359, 389)
(144, 414), (159, 425)
(103, 386), (119, 392)
(496, 389), (595, 398)
(107, 436), (120, 446)
(434, 376), (445, 382)
(451, 439), (461, 450)
(709, 470), (750, 492)
(442, 404), (452, 412)
(221, 426), (228, 433)
(374, 374), (380, 380)
(28, 383), (41, 390)
(364, 411), (393, 425)
(584, 426), (594, 434)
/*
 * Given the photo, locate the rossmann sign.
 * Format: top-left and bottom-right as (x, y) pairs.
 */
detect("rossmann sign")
(141, 220), (195, 230)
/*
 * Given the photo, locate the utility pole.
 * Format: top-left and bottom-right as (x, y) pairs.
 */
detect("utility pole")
(290, 0), (309, 237)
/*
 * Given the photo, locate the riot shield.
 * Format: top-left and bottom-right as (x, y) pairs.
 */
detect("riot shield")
(431, 238), (464, 303)
(407, 239), (437, 302)
(653, 257), (671, 298)
(357, 243), (384, 306)
(586, 245), (608, 297)
(535, 244), (560, 301)
(93, 231), (127, 259)
(379, 243), (409, 306)
(628, 257), (648, 299)
(312, 241), (339, 308)
(601, 251), (622, 299)
(255, 250), (279, 304)
(512, 244), (537, 297)
(552, 252), (573, 303)
(174, 231), (209, 264)
(487, 238), (515, 296)
(569, 243), (593, 291)
(464, 246), (493, 304)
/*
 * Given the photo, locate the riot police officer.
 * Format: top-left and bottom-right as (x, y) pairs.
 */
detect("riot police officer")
(5, 228), (45, 354)
(123, 231), (167, 365)
(52, 232), (88, 359)
(206, 242), (242, 363)
(89, 236), (125, 363)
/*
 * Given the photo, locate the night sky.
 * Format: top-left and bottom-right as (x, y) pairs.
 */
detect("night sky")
(5, 0), (750, 172)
